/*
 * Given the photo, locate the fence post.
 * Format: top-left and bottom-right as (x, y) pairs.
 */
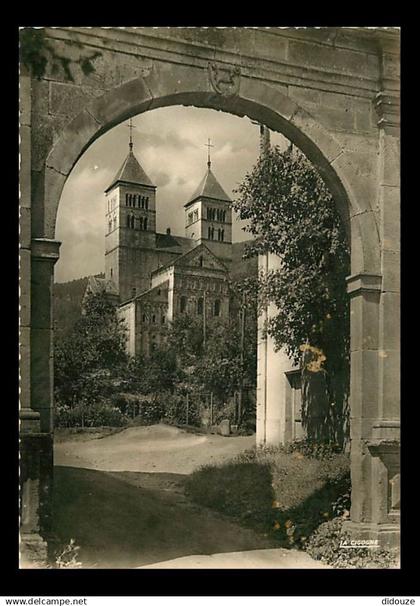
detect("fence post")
(210, 392), (213, 427)
(186, 393), (189, 426)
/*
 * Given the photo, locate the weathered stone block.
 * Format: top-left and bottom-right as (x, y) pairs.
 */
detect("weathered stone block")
(313, 105), (356, 131)
(379, 349), (400, 419)
(49, 81), (104, 119)
(288, 85), (321, 108)
(89, 76), (153, 130)
(31, 80), (49, 119)
(350, 290), (381, 351)
(253, 30), (288, 62)
(42, 167), (68, 239)
(45, 109), (101, 177)
(381, 249), (400, 293)
(350, 349), (380, 421)
(20, 248), (31, 327)
(379, 132), (400, 188)
(219, 419), (230, 436)
(19, 73), (31, 127)
(31, 260), (53, 329)
(20, 326), (31, 411)
(31, 113), (70, 173)
(19, 124), (31, 209)
(30, 327), (53, 432)
(354, 107), (376, 133)
(233, 77), (296, 126)
(290, 106), (343, 163)
(380, 185), (400, 252)
(20, 206), (31, 250)
(379, 292), (400, 351)
(288, 40), (378, 78)
(332, 152), (378, 217)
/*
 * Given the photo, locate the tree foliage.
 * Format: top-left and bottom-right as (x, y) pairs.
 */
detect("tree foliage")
(233, 144), (350, 446)
(54, 291), (128, 406)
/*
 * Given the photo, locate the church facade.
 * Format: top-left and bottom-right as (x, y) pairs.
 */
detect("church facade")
(86, 138), (248, 357)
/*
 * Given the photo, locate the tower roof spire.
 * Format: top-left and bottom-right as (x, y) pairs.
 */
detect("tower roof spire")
(205, 138), (214, 169)
(127, 118), (134, 152)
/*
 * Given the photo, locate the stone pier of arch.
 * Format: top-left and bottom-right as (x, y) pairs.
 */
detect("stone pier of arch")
(19, 27), (400, 566)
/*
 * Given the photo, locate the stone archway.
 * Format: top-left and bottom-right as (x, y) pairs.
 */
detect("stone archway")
(20, 28), (400, 565)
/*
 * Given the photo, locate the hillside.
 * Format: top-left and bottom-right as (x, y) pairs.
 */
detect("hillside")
(53, 274), (104, 339)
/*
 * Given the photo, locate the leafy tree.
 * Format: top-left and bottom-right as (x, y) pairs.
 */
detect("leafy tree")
(233, 144), (350, 447)
(54, 291), (128, 406)
(122, 348), (180, 398)
(165, 308), (257, 405)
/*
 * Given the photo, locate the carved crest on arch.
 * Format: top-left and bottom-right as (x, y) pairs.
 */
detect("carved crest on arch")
(208, 62), (241, 97)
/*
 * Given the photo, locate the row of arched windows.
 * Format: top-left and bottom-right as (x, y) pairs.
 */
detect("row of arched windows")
(108, 216), (117, 233)
(187, 209), (199, 225)
(180, 296), (221, 317)
(126, 193), (149, 209)
(126, 215), (148, 230)
(208, 227), (225, 241)
(142, 313), (166, 325)
(207, 207), (227, 222)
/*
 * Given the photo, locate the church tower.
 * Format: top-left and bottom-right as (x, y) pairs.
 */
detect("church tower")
(104, 123), (157, 303)
(184, 141), (232, 266)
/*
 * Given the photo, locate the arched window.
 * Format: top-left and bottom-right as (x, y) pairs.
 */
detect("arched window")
(197, 297), (204, 315)
(145, 197), (149, 210)
(139, 217), (144, 230)
(180, 296), (187, 313)
(142, 314), (147, 323)
(113, 217), (117, 230)
(161, 315), (166, 325)
(152, 314), (156, 324)
(144, 217), (148, 230)
(208, 226), (211, 239)
(108, 220), (112, 233)
(221, 229), (224, 242)
(214, 299), (221, 317)
(110, 268), (113, 278)
(199, 255), (203, 267)
(126, 214), (130, 228)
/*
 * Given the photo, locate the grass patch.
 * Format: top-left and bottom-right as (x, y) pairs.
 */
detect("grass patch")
(185, 444), (351, 549)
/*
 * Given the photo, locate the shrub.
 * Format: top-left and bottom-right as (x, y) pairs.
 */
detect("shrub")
(158, 392), (200, 426)
(131, 398), (164, 425)
(305, 517), (399, 569)
(281, 438), (344, 460)
(54, 401), (128, 428)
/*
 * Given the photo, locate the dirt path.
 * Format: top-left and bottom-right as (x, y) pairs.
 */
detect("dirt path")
(54, 424), (255, 474)
(52, 424), (329, 569)
(53, 466), (278, 568)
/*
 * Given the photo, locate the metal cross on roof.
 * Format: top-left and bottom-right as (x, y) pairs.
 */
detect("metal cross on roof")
(205, 138), (214, 169)
(126, 118), (134, 151)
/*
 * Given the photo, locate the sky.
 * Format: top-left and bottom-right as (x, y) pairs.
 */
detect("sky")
(55, 106), (289, 283)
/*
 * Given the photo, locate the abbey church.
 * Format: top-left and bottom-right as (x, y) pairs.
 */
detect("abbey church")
(84, 136), (255, 356)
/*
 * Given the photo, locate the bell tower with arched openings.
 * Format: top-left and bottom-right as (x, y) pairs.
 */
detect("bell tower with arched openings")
(184, 139), (232, 266)
(104, 121), (157, 302)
